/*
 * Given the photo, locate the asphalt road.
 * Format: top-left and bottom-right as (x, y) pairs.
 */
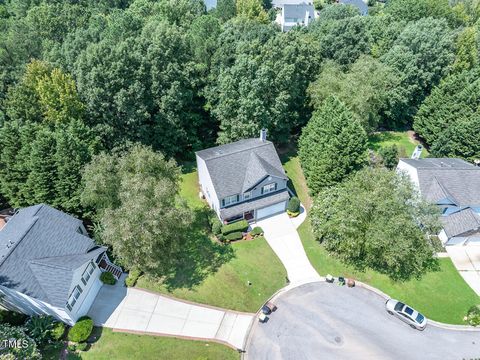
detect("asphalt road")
(245, 282), (480, 360)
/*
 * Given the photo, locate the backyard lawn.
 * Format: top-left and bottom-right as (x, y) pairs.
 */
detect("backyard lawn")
(136, 169), (287, 313)
(68, 329), (239, 360)
(282, 152), (480, 325)
(368, 130), (429, 158)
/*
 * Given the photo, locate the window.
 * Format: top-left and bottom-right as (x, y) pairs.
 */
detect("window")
(66, 285), (83, 311)
(244, 192), (251, 200)
(81, 261), (96, 286)
(222, 194), (239, 207)
(261, 183), (277, 195)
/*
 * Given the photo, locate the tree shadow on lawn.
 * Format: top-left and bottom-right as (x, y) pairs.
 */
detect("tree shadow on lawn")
(162, 207), (235, 290)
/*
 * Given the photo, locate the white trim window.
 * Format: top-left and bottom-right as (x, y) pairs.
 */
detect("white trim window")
(66, 285), (83, 311)
(222, 194), (239, 207)
(261, 183), (277, 195)
(81, 261), (96, 286)
(244, 192), (251, 200)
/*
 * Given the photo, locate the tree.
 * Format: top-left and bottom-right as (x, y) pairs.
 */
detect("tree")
(379, 145), (399, 169)
(381, 17), (455, 124)
(310, 167), (440, 280)
(214, 0), (236, 21)
(188, 15), (222, 68)
(452, 26), (478, 72)
(236, 0), (269, 23)
(0, 323), (41, 359)
(413, 67), (480, 145)
(299, 96), (368, 195)
(308, 56), (404, 132)
(317, 3), (360, 21)
(384, 0), (458, 25)
(81, 145), (192, 275)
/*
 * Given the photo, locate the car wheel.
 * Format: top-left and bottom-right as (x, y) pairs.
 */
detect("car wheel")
(387, 311), (393, 315)
(409, 324), (416, 329)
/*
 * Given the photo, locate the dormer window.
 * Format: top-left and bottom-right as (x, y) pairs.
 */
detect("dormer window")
(222, 195), (239, 207)
(261, 183), (277, 195)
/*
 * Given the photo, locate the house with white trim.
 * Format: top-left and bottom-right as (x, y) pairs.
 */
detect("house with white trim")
(397, 158), (480, 246)
(0, 204), (122, 325)
(274, 2), (318, 31)
(196, 130), (290, 223)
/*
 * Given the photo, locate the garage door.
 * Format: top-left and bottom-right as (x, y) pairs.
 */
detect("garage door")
(257, 201), (286, 220)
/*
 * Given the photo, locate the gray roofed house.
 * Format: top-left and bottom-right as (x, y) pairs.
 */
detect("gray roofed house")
(397, 158), (480, 245)
(275, 2), (318, 31)
(338, 0), (368, 16)
(196, 130), (290, 223)
(0, 204), (122, 324)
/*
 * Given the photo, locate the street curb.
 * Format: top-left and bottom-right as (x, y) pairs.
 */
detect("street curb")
(355, 280), (480, 332)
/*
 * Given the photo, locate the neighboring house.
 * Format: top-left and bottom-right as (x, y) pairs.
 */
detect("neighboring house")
(338, 0), (369, 16)
(196, 130), (290, 223)
(397, 158), (480, 246)
(275, 2), (318, 31)
(0, 204), (122, 325)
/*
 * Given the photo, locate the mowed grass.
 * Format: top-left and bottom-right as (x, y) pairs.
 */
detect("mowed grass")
(136, 168), (287, 313)
(70, 329), (239, 360)
(282, 153), (480, 324)
(368, 131), (429, 158)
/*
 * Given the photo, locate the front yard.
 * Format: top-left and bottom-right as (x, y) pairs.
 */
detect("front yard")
(135, 168), (287, 313)
(283, 153), (480, 325)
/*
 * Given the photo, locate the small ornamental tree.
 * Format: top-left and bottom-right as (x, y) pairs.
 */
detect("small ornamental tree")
(465, 305), (480, 326)
(299, 96), (368, 196)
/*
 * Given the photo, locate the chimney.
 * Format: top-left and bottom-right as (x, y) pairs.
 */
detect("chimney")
(260, 129), (267, 142)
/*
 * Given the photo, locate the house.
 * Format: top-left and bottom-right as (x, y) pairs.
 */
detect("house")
(196, 130), (290, 223)
(275, 2), (318, 31)
(0, 204), (122, 325)
(397, 158), (480, 246)
(338, 0), (368, 16)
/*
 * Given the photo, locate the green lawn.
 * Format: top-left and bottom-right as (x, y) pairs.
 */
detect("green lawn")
(282, 153), (480, 324)
(368, 131), (429, 158)
(136, 168), (287, 313)
(68, 329), (239, 360)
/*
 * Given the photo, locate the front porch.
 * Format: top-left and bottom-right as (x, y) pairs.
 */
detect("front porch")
(96, 252), (123, 280)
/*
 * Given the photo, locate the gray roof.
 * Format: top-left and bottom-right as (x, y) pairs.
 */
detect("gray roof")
(441, 208), (480, 238)
(220, 190), (290, 219)
(283, 3), (315, 19)
(400, 158), (474, 169)
(339, 0), (368, 15)
(0, 204), (104, 308)
(196, 138), (287, 199)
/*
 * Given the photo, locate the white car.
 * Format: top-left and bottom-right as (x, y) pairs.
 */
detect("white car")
(385, 299), (427, 330)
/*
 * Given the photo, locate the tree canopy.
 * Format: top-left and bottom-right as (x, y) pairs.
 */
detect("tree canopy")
(310, 167), (441, 280)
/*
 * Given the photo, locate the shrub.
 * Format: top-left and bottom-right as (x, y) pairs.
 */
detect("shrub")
(287, 210), (300, 217)
(217, 233), (225, 242)
(0, 309), (28, 326)
(76, 342), (88, 351)
(221, 220), (249, 235)
(287, 197), (300, 213)
(211, 219), (223, 236)
(250, 227), (264, 237)
(379, 145), (399, 170)
(0, 323), (40, 359)
(67, 343), (76, 352)
(25, 315), (55, 345)
(100, 271), (116, 285)
(465, 305), (480, 326)
(51, 322), (65, 341)
(68, 316), (93, 343)
(225, 231), (243, 241)
(125, 269), (142, 287)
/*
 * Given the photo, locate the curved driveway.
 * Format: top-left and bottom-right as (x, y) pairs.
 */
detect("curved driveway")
(246, 282), (480, 360)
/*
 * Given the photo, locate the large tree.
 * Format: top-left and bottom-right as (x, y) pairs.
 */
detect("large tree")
(81, 145), (192, 275)
(310, 167), (440, 280)
(299, 96), (368, 195)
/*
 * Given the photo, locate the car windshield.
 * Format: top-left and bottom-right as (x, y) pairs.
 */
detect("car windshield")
(404, 307), (414, 316)
(416, 313), (425, 323)
(394, 302), (404, 312)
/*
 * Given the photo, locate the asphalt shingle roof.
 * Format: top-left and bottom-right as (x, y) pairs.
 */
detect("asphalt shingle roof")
(441, 208), (480, 238)
(400, 158), (474, 169)
(220, 190), (290, 219)
(0, 204), (103, 308)
(283, 3), (315, 20)
(196, 138), (287, 199)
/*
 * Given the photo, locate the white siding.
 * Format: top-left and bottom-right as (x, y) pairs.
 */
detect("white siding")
(196, 155), (221, 218)
(0, 286), (74, 324)
(397, 160), (420, 187)
(438, 229), (449, 244)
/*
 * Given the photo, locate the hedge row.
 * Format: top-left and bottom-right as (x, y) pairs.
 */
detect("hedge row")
(225, 232), (243, 241)
(221, 220), (249, 235)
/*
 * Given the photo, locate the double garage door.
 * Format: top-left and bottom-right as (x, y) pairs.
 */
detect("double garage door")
(256, 201), (286, 220)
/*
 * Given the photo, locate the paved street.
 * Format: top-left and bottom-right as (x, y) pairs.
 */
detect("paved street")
(256, 213), (322, 285)
(88, 277), (253, 350)
(246, 282), (480, 360)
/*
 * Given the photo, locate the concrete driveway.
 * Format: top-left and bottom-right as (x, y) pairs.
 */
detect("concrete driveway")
(446, 245), (480, 295)
(246, 282), (480, 360)
(88, 278), (253, 350)
(256, 213), (321, 285)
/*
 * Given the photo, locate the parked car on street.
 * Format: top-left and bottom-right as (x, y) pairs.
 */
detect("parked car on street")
(385, 299), (427, 330)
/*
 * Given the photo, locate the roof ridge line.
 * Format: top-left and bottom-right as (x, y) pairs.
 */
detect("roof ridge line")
(0, 216), (39, 268)
(201, 140), (272, 161)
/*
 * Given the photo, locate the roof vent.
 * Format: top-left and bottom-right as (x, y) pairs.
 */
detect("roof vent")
(474, 159), (480, 167)
(260, 129), (267, 142)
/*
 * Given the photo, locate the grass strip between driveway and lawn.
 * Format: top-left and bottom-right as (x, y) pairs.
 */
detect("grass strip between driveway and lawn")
(282, 151), (480, 325)
(66, 328), (239, 360)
